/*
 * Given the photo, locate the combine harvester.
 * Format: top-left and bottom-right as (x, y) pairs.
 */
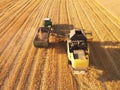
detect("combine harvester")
(33, 18), (52, 47)
(67, 29), (92, 74)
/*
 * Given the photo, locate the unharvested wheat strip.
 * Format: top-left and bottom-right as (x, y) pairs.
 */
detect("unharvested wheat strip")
(43, 0), (56, 23)
(38, 0), (53, 19)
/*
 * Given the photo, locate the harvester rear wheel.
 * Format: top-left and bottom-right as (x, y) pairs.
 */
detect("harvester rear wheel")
(68, 60), (71, 65)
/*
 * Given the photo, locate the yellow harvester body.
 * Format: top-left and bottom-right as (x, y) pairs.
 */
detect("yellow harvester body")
(67, 29), (92, 70)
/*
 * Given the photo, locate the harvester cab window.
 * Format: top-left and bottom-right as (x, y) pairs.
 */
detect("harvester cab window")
(76, 30), (82, 35)
(78, 40), (87, 49)
(70, 40), (87, 52)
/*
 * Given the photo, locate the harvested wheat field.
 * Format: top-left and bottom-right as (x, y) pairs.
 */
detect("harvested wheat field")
(0, 0), (120, 90)
(97, 0), (120, 19)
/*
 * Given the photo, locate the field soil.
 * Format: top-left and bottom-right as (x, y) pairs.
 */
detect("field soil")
(0, 0), (120, 90)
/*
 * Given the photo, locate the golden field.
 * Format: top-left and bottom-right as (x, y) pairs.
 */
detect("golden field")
(0, 0), (120, 90)
(97, 0), (120, 19)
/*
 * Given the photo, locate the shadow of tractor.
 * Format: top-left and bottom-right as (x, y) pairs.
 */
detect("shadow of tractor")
(52, 24), (74, 35)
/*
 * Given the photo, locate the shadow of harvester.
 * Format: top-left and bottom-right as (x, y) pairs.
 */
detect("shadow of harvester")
(89, 41), (120, 81)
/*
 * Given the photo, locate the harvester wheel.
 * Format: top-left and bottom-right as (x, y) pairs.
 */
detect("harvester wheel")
(68, 60), (71, 65)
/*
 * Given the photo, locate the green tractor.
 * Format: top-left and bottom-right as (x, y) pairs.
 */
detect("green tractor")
(43, 18), (52, 27)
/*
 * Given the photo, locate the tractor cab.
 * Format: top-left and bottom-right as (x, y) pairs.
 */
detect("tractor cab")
(44, 18), (52, 27)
